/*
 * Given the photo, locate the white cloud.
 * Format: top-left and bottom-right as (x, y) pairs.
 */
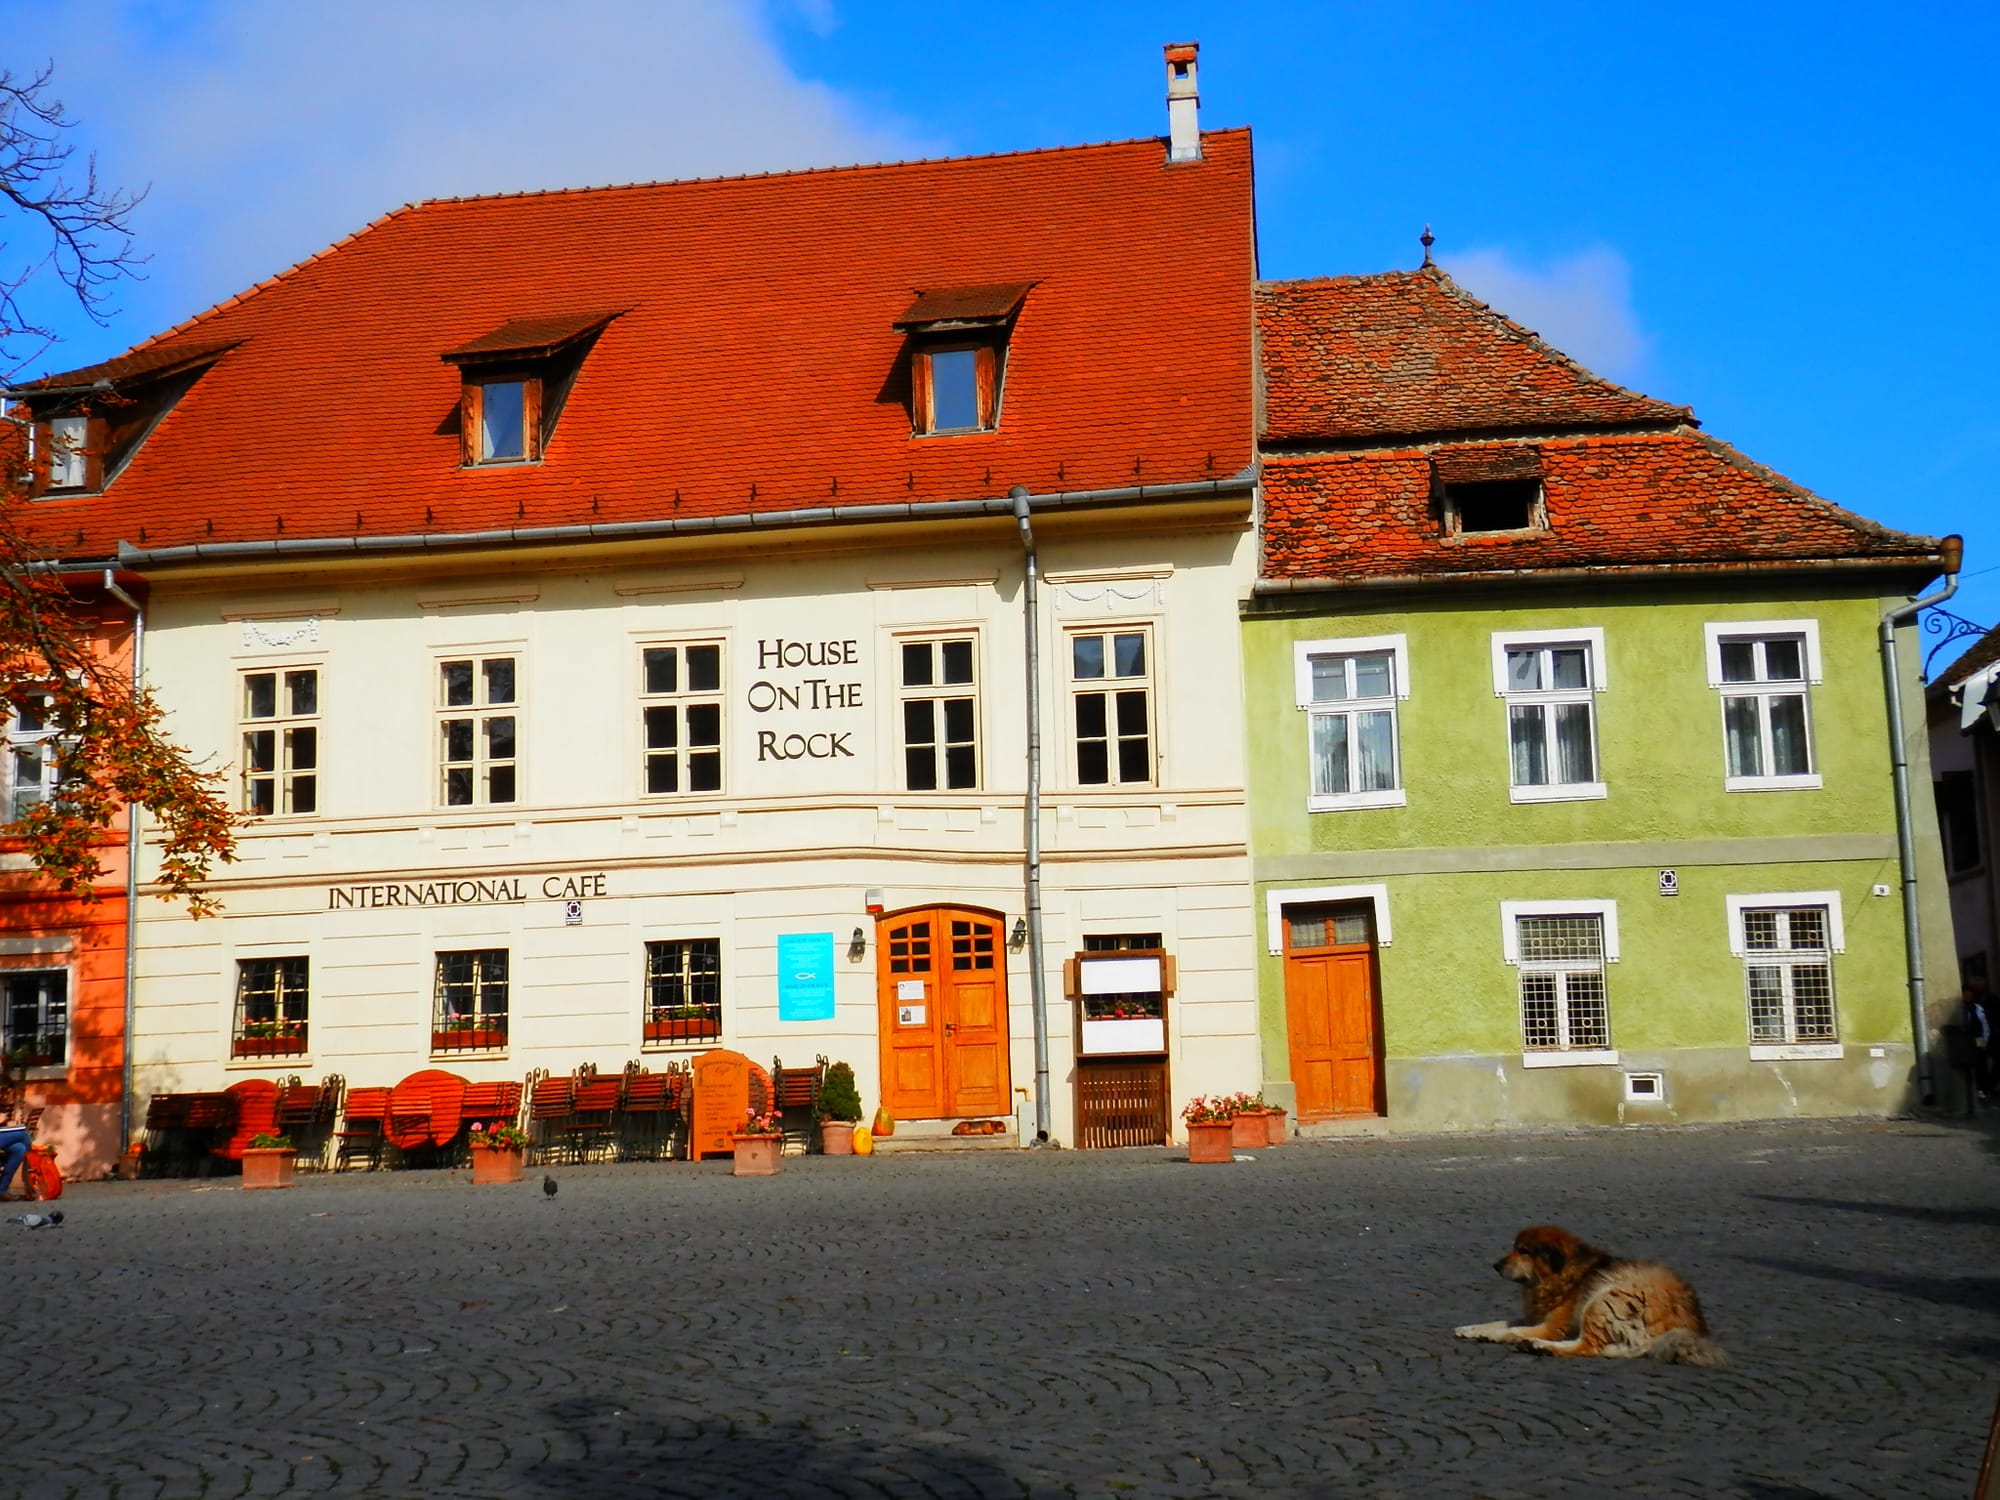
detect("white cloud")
(1440, 245), (1648, 381)
(11, 0), (929, 338)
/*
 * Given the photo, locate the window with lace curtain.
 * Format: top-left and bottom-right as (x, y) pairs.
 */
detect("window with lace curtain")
(1293, 635), (1407, 810)
(1704, 621), (1821, 791)
(1492, 629), (1606, 803)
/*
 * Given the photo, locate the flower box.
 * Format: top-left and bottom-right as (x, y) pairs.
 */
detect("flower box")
(231, 1033), (307, 1059)
(732, 1134), (781, 1176)
(1231, 1111), (1269, 1149)
(1186, 1120), (1234, 1165)
(1079, 1017), (1166, 1055)
(1264, 1107), (1288, 1145)
(470, 1145), (524, 1184)
(643, 1017), (720, 1044)
(241, 1147), (295, 1190)
(432, 1027), (507, 1052)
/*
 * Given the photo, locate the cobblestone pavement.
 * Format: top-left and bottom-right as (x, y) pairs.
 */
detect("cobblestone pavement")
(10, 1117), (1999, 1499)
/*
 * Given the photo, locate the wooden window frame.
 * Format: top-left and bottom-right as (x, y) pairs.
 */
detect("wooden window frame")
(461, 375), (543, 466)
(32, 411), (105, 495)
(913, 341), (1003, 435)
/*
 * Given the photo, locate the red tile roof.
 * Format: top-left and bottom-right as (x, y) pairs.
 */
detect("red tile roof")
(12, 338), (242, 395)
(440, 310), (626, 364)
(22, 134), (1255, 561)
(1257, 268), (1689, 444)
(1260, 430), (1938, 583)
(894, 283), (1035, 329)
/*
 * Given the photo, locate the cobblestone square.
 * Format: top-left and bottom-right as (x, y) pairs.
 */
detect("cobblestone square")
(13, 1118), (1998, 1498)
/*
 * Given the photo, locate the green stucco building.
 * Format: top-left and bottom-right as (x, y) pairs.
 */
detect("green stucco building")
(1244, 267), (1954, 1131)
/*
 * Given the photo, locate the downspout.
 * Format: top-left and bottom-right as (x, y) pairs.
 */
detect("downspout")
(1880, 533), (1961, 1106)
(1010, 486), (1051, 1144)
(101, 570), (144, 1153)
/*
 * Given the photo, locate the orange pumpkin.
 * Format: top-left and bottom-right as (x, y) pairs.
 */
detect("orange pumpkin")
(872, 1104), (896, 1138)
(852, 1125), (874, 1156)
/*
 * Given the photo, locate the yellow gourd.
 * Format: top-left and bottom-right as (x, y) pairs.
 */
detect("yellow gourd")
(852, 1124), (874, 1155)
(872, 1104), (896, 1138)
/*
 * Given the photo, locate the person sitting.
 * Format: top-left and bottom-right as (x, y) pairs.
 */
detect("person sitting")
(0, 1086), (34, 1203)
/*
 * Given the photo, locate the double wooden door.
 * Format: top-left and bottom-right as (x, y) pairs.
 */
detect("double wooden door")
(1283, 902), (1385, 1121)
(877, 906), (1011, 1121)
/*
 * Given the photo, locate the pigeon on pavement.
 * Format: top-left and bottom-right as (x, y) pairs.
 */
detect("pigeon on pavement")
(543, 1175), (558, 1199)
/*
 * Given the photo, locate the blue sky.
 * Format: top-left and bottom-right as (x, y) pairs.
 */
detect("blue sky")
(10, 0), (1999, 648)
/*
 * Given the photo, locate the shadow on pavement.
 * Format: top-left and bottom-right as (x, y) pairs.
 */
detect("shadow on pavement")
(1732, 1254), (2000, 1316)
(1746, 1192), (2000, 1228)
(1734, 1482), (1837, 1500)
(512, 1419), (1030, 1500)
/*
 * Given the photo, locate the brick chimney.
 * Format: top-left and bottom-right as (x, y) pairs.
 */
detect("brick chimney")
(1165, 42), (1201, 163)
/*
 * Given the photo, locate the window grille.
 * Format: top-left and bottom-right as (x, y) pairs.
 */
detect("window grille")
(1, 970), (67, 1067)
(232, 957), (309, 1056)
(433, 949), (508, 1052)
(1741, 906), (1836, 1044)
(644, 939), (721, 1046)
(1516, 914), (1610, 1051)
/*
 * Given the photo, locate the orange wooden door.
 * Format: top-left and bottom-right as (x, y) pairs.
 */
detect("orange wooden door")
(1283, 903), (1384, 1122)
(878, 907), (1012, 1121)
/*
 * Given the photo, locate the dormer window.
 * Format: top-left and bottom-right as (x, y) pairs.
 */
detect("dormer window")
(47, 415), (90, 490)
(442, 310), (622, 469)
(895, 282), (1032, 436)
(11, 337), (240, 498)
(1434, 446), (1547, 537)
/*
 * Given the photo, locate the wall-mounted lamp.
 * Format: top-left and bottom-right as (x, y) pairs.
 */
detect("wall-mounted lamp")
(1010, 918), (1028, 949)
(848, 927), (868, 961)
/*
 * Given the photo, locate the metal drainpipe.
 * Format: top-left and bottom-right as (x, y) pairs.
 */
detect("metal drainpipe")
(1010, 486), (1051, 1144)
(1880, 533), (1961, 1106)
(100, 569), (145, 1152)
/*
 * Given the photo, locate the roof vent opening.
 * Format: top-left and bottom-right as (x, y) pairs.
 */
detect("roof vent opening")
(1164, 42), (1201, 163)
(1448, 478), (1540, 534)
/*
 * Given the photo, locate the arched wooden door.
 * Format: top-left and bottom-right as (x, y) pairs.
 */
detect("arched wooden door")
(877, 906), (1012, 1121)
(1283, 901), (1385, 1121)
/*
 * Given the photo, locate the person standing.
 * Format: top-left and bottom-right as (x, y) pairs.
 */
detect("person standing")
(1965, 978), (1998, 1103)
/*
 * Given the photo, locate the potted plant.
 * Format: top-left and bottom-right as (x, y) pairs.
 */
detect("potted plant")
(815, 1061), (863, 1155)
(1182, 1095), (1235, 1165)
(242, 1132), (296, 1190)
(732, 1108), (784, 1176)
(1225, 1091), (1271, 1149)
(467, 1120), (528, 1184)
(232, 1018), (308, 1058)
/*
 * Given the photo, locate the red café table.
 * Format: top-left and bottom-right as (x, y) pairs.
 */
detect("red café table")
(386, 1070), (467, 1153)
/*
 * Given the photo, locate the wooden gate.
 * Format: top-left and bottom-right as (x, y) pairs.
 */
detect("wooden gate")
(1075, 1057), (1169, 1148)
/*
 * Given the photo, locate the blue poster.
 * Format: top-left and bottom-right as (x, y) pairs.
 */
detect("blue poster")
(776, 932), (836, 1022)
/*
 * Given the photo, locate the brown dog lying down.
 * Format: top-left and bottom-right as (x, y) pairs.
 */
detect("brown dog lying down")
(1454, 1225), (1728, 1367)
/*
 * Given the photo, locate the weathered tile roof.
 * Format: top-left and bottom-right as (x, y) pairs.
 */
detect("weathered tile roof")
(1257, 267), (1689, 444)
(1261, 430), (1939, 582)
(12, 338), (242, 395)
(20, 134), (1255, 561)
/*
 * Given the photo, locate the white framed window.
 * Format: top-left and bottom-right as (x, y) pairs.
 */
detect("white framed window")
(1703, 621), (1822, 791)
(4, 692), (65, 822)
(231, 957), (310, 1059)
(640, 643), (723, 796)
(644, 938), (722, 1048)
(1491, 628), (1606, 802)
(1501, 899), (1618, 1066)
(899, 635), (979, 791)
(438, 656), (518, 807)
(1726, 891), (1843, 1059)
(1293, 635), (1408, 810)
(1070, 627), (1155, 787)
(1, 968), (68, 1069)
(241, 667), (320, 816)
(47, 414), (89, 490)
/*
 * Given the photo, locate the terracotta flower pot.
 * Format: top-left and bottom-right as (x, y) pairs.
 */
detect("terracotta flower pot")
(1186, 1120), (1234, 1164)
(241, 1147), (295, 1190)
(819, 1121), (856, 1156)
(1264, 1108), (1288, 1145)
(471, 1146), (524, 1184)
(1230, 1112), (1267, 1149)
(732, 1134), (781, 1176)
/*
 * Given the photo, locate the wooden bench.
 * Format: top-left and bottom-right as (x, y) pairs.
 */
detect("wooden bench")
(772, 1055), (827, 1155)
